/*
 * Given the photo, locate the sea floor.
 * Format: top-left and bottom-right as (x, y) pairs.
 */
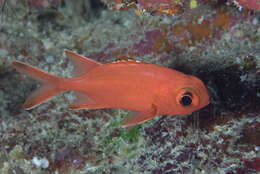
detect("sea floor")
(0, 0), (260, 173)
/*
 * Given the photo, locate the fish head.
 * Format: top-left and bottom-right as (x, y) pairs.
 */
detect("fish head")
(170, 75), (210, 115)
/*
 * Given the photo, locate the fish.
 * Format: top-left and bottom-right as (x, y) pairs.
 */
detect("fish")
(12, 50), (210, 127)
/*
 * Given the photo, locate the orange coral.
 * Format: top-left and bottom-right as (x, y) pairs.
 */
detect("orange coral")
(172, 23), (186, 35)
(171, 11), (230, 45)
(187, 20), (211, 43)
(213, 11), (230, 30)
(153, 32), (171, 56)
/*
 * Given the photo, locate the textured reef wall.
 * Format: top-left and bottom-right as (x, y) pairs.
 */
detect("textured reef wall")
(0, 0), (260, 173)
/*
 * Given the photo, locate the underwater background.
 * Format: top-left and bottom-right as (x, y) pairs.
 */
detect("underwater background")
(0, 0), (260, 173)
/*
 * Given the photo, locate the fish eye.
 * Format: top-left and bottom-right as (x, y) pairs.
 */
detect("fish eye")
(180, 92), (192, 106)
(176, 88), (199, 107)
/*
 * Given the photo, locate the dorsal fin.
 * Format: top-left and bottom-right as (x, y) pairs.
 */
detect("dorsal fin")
(65, 50), (101, 76)
(115, 56), (135, 62)
(111, 57), (147, 65)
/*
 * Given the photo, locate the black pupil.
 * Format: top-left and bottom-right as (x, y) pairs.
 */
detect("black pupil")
(180, 95), (192, 106)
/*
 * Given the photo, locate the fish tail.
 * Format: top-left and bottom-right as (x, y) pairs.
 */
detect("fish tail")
(12, 61), (65, 110)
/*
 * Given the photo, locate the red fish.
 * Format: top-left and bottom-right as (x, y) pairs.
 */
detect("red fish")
(12, 50), (210, 127)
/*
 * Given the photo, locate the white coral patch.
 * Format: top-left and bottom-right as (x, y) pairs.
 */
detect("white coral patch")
(32, 157), (49, 169)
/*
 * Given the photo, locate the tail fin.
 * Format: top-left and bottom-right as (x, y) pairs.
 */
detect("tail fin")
(12, 61), (64, 110)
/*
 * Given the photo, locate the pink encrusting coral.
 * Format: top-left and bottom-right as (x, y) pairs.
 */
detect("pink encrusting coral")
(28, 0), (51, 8)
(244, 158), (260, 171)
(231, 0), (260, 10)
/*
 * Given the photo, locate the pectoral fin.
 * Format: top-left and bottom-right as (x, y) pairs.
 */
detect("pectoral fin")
(121, 105), (157, 127)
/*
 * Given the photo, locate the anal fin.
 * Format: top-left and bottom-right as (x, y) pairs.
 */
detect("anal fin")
(68, 91), (104, 110)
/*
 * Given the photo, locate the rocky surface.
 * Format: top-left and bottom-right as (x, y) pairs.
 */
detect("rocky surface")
(0, 0), (259, 173)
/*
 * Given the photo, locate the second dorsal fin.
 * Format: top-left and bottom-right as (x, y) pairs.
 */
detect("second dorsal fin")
(65, 50), (102, 76)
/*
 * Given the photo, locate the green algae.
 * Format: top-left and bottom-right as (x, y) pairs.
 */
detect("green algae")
(102, 118), (141, 148)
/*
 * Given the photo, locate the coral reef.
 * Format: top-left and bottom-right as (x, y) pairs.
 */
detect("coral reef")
(0, 0), (259, 173)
